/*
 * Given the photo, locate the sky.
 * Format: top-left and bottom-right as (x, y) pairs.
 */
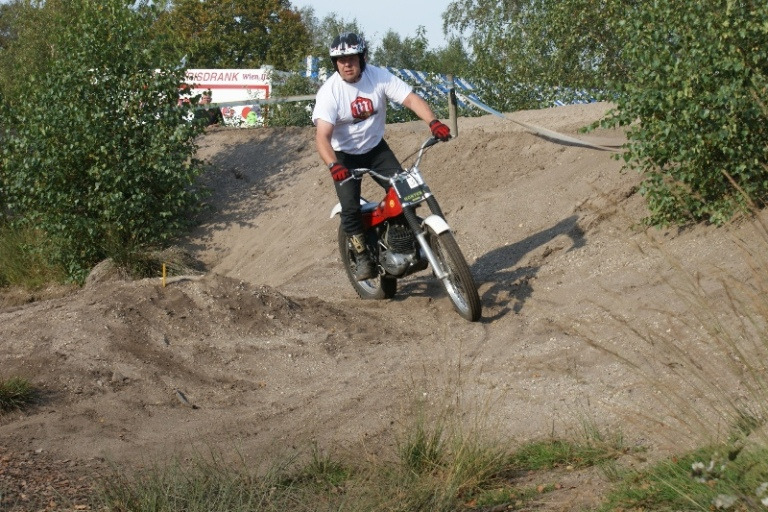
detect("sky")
(290, 0), (454, 50)
(0, 0), (454, 49)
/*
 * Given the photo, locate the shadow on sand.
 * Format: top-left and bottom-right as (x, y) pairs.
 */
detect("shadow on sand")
(394, 215), (585, 322)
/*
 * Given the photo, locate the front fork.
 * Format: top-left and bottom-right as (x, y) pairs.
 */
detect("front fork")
(402, 200), (449, 280)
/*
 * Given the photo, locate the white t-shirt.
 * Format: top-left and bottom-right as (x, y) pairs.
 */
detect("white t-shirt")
(312, 65), (412, 155)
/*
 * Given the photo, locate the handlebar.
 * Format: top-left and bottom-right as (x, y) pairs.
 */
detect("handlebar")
(409, 136), (445, 166)
(345, 136), (444, 183)
(350, 167), (388, 181)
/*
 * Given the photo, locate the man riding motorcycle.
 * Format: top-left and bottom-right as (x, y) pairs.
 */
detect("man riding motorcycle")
(312, 32), (451, 280)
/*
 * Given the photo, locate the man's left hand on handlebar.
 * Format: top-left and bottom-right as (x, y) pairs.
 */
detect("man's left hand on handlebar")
(429, 119), (451, 141)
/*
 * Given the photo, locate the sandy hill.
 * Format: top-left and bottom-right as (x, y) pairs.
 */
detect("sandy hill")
(2, 102), (766, 509)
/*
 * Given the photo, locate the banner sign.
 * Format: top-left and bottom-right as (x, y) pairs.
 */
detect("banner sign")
(184, 68), (272, 126)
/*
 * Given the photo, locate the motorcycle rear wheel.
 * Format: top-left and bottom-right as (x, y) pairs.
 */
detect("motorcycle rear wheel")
(427, 228), (482, 321)
(338, 224), (397, 300)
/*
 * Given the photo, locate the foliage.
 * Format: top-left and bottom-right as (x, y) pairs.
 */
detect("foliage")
(372, 29), (471, 77)
(510, 438), (622, 471)
(600, 0), (768, 226)
(0, 0), (62, 103)
(267, 73), (317, 127)
(0, 0), (29, 51)
(600, 444), (768, 511)
(296, 6), (364, 60)
(165, 0), (311, 70)
(373, 28), (432, 70)
(443, 0), (621, 112)
(0, 223), (66, 288)
(366, 29), (473, 125)
(94, 435), (548, 511)
(0, 376), (36, 412)
(296, 8), (471, 77)
(0, 0), (207, 283)
(444, 0), (768, 226)
(429, 37), (474, 78)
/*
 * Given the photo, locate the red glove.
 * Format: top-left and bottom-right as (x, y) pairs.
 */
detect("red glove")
(329, 162), (350, 182)
(429, 119), (451, 141)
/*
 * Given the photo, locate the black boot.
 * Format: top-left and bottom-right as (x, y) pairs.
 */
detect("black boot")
(350, 234), (375, 281)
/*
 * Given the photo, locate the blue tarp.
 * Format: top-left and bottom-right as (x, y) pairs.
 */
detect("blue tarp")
(304, 56), (598, 111)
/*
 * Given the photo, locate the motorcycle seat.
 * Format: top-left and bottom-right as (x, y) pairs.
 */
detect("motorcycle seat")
(361, 201), (379, 214)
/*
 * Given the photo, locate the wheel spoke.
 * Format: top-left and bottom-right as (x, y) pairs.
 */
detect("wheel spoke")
(338, 224), (396, 300)
(429, 229), (482, 321)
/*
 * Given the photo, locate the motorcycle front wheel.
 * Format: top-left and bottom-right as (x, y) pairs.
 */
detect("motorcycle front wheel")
(338, 224), (397, 300)
(427, 228), (482, 321)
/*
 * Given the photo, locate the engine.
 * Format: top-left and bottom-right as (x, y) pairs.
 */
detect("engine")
(379, 223), (426, 276)
(385, 223), (416, 253)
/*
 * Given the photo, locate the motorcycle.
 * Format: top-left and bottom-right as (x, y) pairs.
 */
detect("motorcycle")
(330, 137), (482, 322)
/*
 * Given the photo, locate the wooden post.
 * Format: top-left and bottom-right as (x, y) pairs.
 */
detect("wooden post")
(446, 74), (458, 138)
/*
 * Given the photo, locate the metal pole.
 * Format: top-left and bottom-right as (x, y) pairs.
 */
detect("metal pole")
(446, 74), (458, 138)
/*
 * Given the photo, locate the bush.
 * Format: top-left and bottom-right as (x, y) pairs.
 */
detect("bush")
(602, 1), (768, 226)
(446, 0), (768, 226)
(267, 73), (317, 127)
(0, 0), (206, 282)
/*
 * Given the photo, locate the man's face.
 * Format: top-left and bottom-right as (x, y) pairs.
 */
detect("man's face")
(336, 54), (362, 82)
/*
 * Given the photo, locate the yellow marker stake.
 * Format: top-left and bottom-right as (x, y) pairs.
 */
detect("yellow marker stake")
(162, 263), (166, 287)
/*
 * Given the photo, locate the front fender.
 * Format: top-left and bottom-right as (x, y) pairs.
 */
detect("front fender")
(422, 214), (450, 235)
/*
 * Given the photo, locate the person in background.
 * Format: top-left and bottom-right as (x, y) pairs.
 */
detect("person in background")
(197, 90), (223, 126)
(312, 32), (451, 281)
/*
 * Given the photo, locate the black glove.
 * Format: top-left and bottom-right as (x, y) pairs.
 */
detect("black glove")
(329, 162), (350, 182)
(429, 119), (451, 141)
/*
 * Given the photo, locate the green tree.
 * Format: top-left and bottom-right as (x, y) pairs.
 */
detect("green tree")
(430, 36), (473, 77)
(367, 29), (473, 124)
(0, 1), (20, 49)
(166, 0), (311, 70)
(602, 0), (768, 225)
(372, 28), (431, 69)
(0, 0), (59, 104)
(0, 0), (206, 282)
(297, 7), (364, 65)
(267, 73), (317, 127)
(445, 0), (768, 226)
(371, 29), (471, 76)
(444, 0), (624, 111)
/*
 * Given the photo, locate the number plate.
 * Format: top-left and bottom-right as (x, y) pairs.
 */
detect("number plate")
(394, 173), (426, 203)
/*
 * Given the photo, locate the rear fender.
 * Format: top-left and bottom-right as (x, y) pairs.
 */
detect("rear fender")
(330, 198), (371, 219)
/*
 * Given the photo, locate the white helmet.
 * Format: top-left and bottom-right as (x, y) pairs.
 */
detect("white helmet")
(329, 32), (367, 58)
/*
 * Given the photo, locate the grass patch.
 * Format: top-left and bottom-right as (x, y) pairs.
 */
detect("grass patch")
(600, 443), (768, 510)
(1, 222), (202, 290)
(510, 437), (624, 472)
(0, 224), (66, 289)
(570, 185), (768, 509)
(0, 376), (36, 412)
(93, 419), (624, 512)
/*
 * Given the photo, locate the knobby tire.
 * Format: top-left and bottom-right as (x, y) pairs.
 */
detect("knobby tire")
(427, 228), (482, 321)
(338, 224), (397, 300)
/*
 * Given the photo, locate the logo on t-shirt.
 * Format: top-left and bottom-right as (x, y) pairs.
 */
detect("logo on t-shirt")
(350, 96), (376, 122)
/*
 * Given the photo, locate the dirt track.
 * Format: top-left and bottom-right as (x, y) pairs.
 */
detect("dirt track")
(2, 102), (766, 510)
